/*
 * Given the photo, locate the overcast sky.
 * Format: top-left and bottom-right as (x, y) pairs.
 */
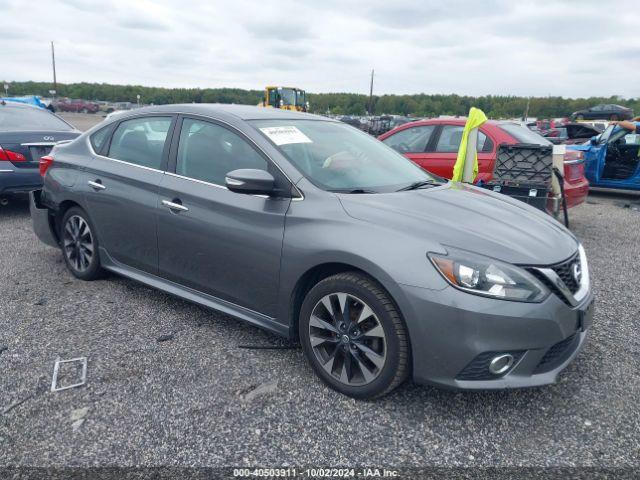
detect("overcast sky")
(3, 0), (639, 98)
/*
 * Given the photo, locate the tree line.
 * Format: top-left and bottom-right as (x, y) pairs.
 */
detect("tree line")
(3, 80), (638, 119)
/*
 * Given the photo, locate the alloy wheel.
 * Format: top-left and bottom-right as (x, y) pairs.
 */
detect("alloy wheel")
(308, 292), (387, 386)
(63, 215), (94, 272)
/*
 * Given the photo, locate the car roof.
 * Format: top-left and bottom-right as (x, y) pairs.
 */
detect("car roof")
(109, 103), (332, 122)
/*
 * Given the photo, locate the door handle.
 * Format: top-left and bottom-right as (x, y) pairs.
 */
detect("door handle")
(88, 180), (106, 191)
(162, 199), (189, 212)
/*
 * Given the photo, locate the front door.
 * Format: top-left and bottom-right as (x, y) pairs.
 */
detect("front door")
(83, 115), (175, 274)
(157, 116), (291, 317)
(418, 124), (495, 180)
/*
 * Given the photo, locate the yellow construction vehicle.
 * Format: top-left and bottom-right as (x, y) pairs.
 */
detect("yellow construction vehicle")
(259, 86), (308, 112)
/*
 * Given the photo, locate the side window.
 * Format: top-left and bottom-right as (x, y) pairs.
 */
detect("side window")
(90, 124), (113, 154)
(382, 125), (435, 153)
(435, 125), (489, 153)
(176, 118), (267, 185)
(108, 117), (172, 169)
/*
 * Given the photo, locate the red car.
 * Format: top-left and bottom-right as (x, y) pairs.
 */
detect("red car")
(378, 119), (588, 209)
(53, 99), (100, 114)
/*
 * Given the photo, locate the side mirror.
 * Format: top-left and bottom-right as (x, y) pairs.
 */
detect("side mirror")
(590, 137), (597, 146)
(225, 169), (275, 195)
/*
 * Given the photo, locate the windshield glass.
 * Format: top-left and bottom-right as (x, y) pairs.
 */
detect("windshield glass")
(597, 125), (629, 145)
(0, 105), (74, 131)
(499, 123), (551, 145)
(251, 120), (438, 192)
(279, 88), (296, 106)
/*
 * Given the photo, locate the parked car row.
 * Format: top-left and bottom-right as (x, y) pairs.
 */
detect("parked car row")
(336, 114), (416, 136)
(378, 118), (590, 210)
(30, 104), (594, 399)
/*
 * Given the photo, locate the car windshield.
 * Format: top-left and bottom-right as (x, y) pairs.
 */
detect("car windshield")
(251, 119), (439, 193)
(499, 122), (552, 145)
(279, 88), (296, 106)
(0, 105), (74, 131)
(599, 125), (631, 145)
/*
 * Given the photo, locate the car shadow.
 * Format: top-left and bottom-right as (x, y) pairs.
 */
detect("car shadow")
(0, 193), (30, 217)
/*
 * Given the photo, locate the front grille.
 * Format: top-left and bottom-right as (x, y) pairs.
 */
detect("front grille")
(534, 334), (579, 374)
(456, 350), (524, 381)
(552, 254), (580, 293)
(526, 253), (581, 306)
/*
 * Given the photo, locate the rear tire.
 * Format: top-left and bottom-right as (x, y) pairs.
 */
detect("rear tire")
(299, 272), (409, 399)
(60, 207), (105, 281)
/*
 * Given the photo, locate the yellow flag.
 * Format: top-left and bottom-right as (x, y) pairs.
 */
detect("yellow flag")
(451, 107), (488, 182)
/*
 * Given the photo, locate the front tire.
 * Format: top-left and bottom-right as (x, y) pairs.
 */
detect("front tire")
(60, 207), (104, 280)
(299, 272), (409, 399)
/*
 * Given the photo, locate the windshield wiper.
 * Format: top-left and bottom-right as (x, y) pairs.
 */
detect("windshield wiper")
(396, 180), (441, 192)
(330, 188), (378, 194)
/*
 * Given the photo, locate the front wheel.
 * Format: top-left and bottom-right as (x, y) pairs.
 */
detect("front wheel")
(60, 207), (105, 280)
(299, 272), (409, 399)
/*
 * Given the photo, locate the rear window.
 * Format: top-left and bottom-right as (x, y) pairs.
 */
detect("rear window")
(0, 105), (75, 131)
(499, 123), (551, 145)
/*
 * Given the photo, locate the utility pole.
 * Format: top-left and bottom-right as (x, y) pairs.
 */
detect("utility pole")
(368, 69), (374, 116)
(51, 41), (57, 98)
(522, 97), (530, 122)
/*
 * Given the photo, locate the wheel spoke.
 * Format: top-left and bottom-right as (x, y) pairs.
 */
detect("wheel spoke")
(354, 342), (385, 369)
(309, 334), (339, 347)
(343, 350), (354, 382)
(357, 358), (376, 383)
(309, 314), (338, 334)
(356, 304), (374, 325)
(336, 293), (347, 321)
(361, 323), (384, 338)
(321, 343), (341, 375)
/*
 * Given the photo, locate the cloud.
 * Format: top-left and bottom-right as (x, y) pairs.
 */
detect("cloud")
(2, 0), (639, 98)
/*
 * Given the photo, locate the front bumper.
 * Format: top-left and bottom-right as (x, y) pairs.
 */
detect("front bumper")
(399, 283), (593, 390)
(0, 163), (42, 194)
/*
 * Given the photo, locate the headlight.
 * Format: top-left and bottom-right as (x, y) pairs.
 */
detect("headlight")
(429, 248), (549, 302)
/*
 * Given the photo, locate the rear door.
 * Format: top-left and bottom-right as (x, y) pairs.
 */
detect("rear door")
(156, 115), (291, 316)
(417, 124), (495, 179)
(82, 115), (175, 274)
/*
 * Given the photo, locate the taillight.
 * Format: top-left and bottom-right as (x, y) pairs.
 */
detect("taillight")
(0, 146), (27, 162)
(39, 155), (54, 177)
(563, 150), (585, 182)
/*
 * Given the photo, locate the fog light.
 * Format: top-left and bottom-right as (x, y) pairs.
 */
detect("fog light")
(488, 354), (514, 375)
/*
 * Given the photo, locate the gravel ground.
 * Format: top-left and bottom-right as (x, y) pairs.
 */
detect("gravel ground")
(0, 190), (639, 470)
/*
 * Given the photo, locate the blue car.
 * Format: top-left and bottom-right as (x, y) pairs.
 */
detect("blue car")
(568, 122), (640, 190)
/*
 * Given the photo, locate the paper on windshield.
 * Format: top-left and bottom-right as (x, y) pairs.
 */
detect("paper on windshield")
(260, 126), (312, 146)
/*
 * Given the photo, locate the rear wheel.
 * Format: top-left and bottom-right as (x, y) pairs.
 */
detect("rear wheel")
(60, 207), (104, 280)
(299, 272), (409, 399)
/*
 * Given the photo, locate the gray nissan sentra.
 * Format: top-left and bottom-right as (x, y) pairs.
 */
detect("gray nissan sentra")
(31, 104), (594, 399)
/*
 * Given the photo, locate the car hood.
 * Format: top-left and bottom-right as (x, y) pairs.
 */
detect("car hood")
(338, 183), (578, 266)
